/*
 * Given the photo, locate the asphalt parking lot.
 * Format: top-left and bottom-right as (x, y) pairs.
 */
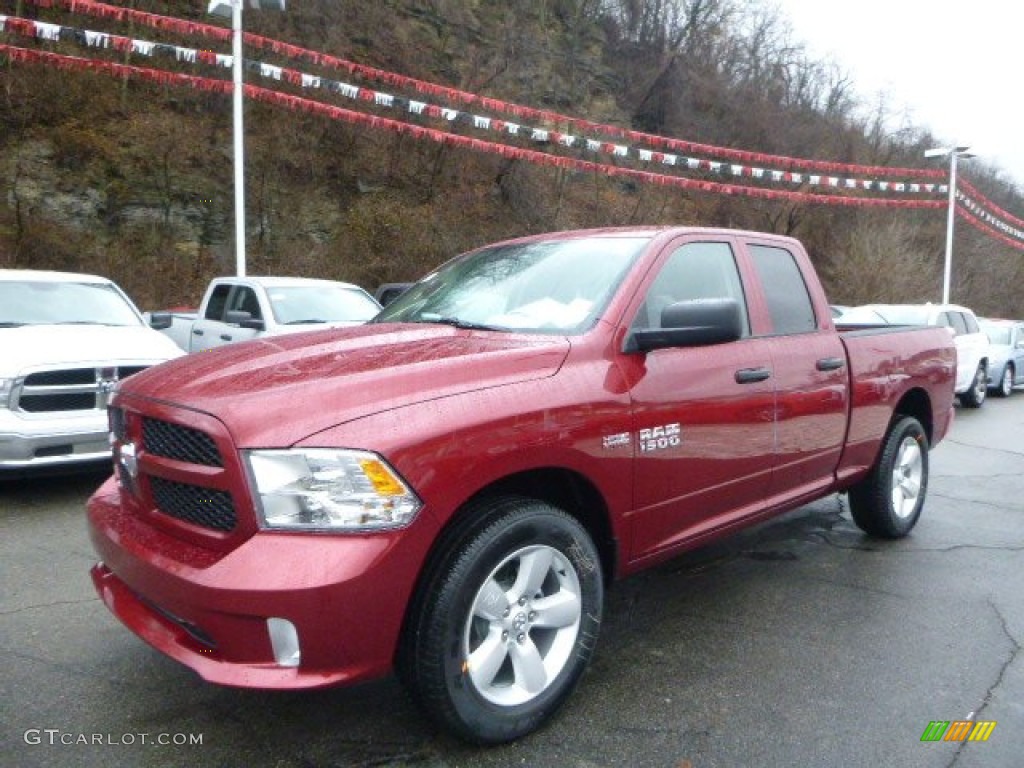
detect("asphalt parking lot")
(2, 395), (1022, 768)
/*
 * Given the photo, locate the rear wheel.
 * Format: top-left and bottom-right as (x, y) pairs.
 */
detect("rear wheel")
(848, 416), (929, 538)
(996, 364), (1014, 397)
(960, 363), (987, 408)
(400, 497), (603, 744)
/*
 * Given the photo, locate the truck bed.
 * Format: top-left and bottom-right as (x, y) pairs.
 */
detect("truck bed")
(836, 323), (957, 487)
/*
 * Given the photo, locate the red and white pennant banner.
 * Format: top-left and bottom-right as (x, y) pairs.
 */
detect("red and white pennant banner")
(17, 0), (949, 179)
(3, 7), (1023, 248)
(957, 191), (1024, 248)
(0, 44), (950, 211)
(0, 14), (949, 199)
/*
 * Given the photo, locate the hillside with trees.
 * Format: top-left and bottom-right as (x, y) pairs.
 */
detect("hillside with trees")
(1, 0), (1021, 316)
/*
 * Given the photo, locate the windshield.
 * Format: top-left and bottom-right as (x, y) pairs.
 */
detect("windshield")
(870, 306), (930, 324)
(374, 236), (649, 333)
(0, 280), (142, 327)
(981, 324), (1011, 345)
(268, 285), (380, 325)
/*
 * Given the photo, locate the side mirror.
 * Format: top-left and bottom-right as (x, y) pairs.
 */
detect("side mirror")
(148, 311), (172, 330)
(375, 282), (414, 306)
(625, 298), (743, 353)
(224, 309), (265, 331)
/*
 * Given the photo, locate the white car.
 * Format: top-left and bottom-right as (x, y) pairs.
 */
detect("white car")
(1, 270), (184, 471)
(845, 303), (990, 407)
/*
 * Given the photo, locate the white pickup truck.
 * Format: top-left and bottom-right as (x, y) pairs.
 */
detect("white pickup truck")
(154, 276), (381, 353)
(1, 269), (184, 471)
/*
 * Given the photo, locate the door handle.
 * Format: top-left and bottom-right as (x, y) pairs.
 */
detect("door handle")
(220, 334), (232, 342)
(193, 329), (204, 336)
(816, 357), (845, 371)
(735, 367), (771, 384)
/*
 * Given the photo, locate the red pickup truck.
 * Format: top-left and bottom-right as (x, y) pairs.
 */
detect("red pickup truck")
(87, 227), (956, 744)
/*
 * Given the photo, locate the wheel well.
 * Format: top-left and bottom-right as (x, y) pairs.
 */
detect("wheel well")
(894, 388), (933, 444)
(467, 469), (618, 586)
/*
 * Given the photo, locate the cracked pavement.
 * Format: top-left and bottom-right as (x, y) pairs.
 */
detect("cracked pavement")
(2, 395), (1022, 768)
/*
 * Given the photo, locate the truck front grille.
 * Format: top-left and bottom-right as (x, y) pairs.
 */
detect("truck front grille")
(150, 476), (237, 532)
(20, 393), (96, 412)
(113, 405), (244, 539)
(25, 369), (96, 386)
(15, 365), (149, 413)
(143, 417), (223, 467)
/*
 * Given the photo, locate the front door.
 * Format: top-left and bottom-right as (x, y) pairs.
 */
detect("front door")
(625, 237), (776, 559)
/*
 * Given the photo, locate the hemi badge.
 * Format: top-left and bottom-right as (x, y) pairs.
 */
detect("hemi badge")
(602, 432), (631, 449)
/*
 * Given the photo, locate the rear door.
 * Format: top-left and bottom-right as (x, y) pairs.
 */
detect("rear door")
(626, 235), (776, 557)
(743, 239), (849, 502)
(958, 311), (989, 388)
(944, 311), (986, 392)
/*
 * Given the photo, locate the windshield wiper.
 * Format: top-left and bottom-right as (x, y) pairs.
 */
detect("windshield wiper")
(416, 314), (504, 332)
(283, 318), (328, 325)
(0, 322), (28, 327)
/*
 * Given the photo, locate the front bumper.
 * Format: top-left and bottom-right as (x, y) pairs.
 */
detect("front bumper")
(87, 476), (433, 689)
(0, 409), (110, 468)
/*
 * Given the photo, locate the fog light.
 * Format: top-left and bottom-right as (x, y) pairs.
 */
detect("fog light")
(267, 618), (301, 667)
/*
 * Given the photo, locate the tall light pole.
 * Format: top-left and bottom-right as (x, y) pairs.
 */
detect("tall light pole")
(208, 0), (286, 277)
(924, 145), (975, 304)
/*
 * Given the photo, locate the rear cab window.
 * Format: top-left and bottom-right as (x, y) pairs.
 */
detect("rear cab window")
(748, 244), (817, 335)
(204, 284), (231, 321)
(947, 312), (969, 336)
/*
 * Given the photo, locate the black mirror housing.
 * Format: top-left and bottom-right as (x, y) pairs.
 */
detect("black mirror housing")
(626, 298), (743, 353)
(148, 311), (172, 330)
(224, 309), (265, 331)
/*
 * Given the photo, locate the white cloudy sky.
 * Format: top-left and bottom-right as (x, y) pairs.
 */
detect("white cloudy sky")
(773, 0), (1024, 192)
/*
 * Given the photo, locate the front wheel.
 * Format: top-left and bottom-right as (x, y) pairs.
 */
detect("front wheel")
(960, 363), (987, 408)
(848, 416), (929, 538)
(400, 497), (603, 744)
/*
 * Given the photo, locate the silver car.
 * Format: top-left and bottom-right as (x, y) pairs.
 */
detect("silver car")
(980, 318), (1024, 397)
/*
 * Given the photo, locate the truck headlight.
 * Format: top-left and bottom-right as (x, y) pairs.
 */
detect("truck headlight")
(244, 449), (422, 531)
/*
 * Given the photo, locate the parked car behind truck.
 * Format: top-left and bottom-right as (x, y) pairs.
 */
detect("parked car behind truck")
(156, 276), (380, 353)
(980, 318), (1024, 396)
(87, 227), (956, 744)
(1, 269), (183, 471)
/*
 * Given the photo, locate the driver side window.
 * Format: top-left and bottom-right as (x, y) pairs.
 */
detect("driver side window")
(228, 287), (263, 321)
(633, 241), (749, 335)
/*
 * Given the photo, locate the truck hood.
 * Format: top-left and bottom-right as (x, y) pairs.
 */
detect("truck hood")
(1, 324), (184, 373)
(118, 323), (571, 447)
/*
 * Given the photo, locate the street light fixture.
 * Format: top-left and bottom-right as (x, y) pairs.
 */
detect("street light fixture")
(924, 144), (975, 304)
(208, 0), (286, 277)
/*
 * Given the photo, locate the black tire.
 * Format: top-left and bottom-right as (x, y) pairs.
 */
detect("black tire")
(960, 363), (987, 408)
(399, 497), (603, 744)
(848, 416), (929, 538)
(995, 364), (1014, 397)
